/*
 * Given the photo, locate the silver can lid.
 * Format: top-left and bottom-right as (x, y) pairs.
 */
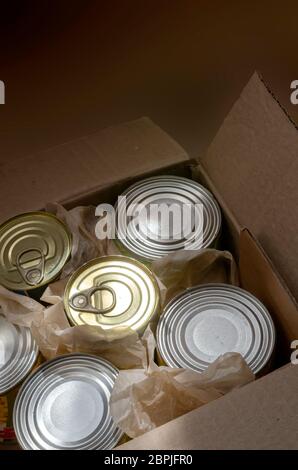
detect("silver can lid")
(0, 314), (38, 395)
(115, 175), (221, 260)
(157, 284), (275, 374)
(13, 353), (123, 450)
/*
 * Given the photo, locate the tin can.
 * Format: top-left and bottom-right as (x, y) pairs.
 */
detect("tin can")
(115, 175), (221, 261)
(13, 353), (123, 450)
(0, 211), (72, 297)
(157, 284), (275, 376)
(64, 255), (160, 333)
(0, 314), (39, 444)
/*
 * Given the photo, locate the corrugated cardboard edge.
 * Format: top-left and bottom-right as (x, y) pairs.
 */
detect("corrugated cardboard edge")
(0, 117), (191, 222)
(199, 71), (298, 301)
(240, 228), (298, 347)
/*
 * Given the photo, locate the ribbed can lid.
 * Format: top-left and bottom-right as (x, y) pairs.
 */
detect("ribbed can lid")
(0, 211), (72, 291)
(13, 354), (123, 450)
(64, 255), (160, 332)
(157, 284), (275, 374)
(0, 212), (71, 291)
(115, 175), (221, 260)
(0, 315), (38, 394)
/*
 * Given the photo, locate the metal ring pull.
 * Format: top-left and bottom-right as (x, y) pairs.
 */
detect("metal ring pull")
(15, 248), (45, 287)
(69, 285), (116, 315)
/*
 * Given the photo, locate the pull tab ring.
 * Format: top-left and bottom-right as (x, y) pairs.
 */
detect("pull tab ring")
(69, 285), (116, 315)
(15, 248), (45, 287)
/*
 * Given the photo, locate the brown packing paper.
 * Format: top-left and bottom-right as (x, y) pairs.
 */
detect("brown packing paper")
(151, 249), (239, 306)
(30, 302), (149, 369)
(110, 327), (255, 438)
(46, 202), (120, 278)
(0, 286), (147, 369)
(0, 285), (43, 328)
(40, 277), (69, 305)
(0, 118), (190, 224)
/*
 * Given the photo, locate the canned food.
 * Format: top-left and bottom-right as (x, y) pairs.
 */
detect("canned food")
(157, 284), (275, 375)
(64, 255), (160, 333)
(0, 314), (39, 443)
(0, 211), (72, 295)
(115, 175), (221, 261)
(13, 353), (123, 450)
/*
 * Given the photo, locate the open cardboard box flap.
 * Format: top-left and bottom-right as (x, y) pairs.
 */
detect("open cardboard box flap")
(0, 117), (189, 223)
(201, 71), (298, 302)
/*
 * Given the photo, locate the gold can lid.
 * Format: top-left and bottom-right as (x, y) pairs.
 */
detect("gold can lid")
(0, 211), (72, 291)
(64, 255), (160, 331)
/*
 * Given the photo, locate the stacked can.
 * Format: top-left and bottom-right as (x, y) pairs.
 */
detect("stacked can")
(13, 354), (123, 450)
(0, 211), (72, 298)
(115, 175), (222, 262)
(0, 315), (39, 444)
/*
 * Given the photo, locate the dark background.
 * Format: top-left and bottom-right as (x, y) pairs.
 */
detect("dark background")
(0, 0), (297, 163)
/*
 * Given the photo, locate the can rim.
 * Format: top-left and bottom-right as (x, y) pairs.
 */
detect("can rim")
(0, 314), (39, 394)
(0, 211), (72, 291)
(13, 353), (124, 450)
(63, 254), (160, 328)
(115, 175), (222, 260)
(157, 283), (275, 375)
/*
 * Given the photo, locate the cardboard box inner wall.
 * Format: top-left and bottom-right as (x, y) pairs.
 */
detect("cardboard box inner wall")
(1, 72), (298, 449)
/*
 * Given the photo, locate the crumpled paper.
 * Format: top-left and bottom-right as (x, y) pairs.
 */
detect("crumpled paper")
(110, 327), (255, 438)
(46, 202), (120, 278)
(151, 248), (239, 306)
(0, 285), (147, 369)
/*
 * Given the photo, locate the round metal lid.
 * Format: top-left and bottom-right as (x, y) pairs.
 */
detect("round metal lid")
(13, 353), (123, 450)
(157, 284), (275, 375)
(0, 315), (38, 394)
(115, 175), (221, 260)
(0, 211), (72, 291)
(64, 255), (160, 331)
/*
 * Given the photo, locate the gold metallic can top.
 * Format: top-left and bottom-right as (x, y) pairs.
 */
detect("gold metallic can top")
(0, 211), (72, 291)
(64, 255), (160, 332)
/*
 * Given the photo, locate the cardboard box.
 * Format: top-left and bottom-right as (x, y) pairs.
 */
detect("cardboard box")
(1, 72), (298, 450)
